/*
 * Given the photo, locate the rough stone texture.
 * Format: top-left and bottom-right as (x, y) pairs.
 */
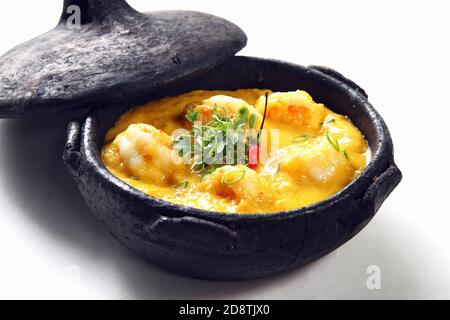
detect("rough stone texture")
(63, 56), (402, 280)
(0, 0), (246, 118)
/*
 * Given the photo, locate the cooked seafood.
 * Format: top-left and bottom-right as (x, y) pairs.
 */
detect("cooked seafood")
(102, 89), (369, 213)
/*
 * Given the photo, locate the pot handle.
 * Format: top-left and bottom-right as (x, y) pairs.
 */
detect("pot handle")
(59, 0), (140, 26)
(308, 65), (368, 98)
(339, 162), (401, 232)
(63, 120), (82, 178)
(147, 215), (237, 253)
(363, 162), (402, 212)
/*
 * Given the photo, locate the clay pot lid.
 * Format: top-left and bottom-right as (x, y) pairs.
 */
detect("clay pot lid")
(0, 0), (247, 118)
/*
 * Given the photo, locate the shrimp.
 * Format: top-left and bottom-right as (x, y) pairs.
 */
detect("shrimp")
(255, 90), (327, 133)
(261, 136), (354, 187)
(115, 123), (187, 185)
(199, 165), (276, 212)
(184, 95), (262, 129)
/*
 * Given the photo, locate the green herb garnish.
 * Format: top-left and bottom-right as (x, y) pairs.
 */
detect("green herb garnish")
(175, 180), (189, 190)
(322, 118), (336, 125)
(186, 109), (199, 123)
(326, 131), (340, 152)
(221, 169), (246, 185)
(249, 113), (257, 128)
(200, 167), (218, 181)
(343, 150), (349, 160)
(292, 134), (310, 143)
(173, 100), (263, 176)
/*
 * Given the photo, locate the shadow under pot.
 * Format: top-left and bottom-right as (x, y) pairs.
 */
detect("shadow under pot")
(63, 56), (401, 280)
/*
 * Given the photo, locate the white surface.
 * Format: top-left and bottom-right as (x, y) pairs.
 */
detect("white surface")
(0, 0), (449, 299)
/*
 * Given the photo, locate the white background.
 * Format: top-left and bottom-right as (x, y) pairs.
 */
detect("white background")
(0, 0), (449, 299)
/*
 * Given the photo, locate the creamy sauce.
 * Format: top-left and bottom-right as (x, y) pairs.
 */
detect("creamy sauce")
(102, 89), (368, 214)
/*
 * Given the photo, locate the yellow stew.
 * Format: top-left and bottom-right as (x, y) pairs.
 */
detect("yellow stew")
(102, 89), (368, 214)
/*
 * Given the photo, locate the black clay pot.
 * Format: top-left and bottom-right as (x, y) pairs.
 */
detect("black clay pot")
(0, 0), (401, 280)
(63, 56), (402, 280)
